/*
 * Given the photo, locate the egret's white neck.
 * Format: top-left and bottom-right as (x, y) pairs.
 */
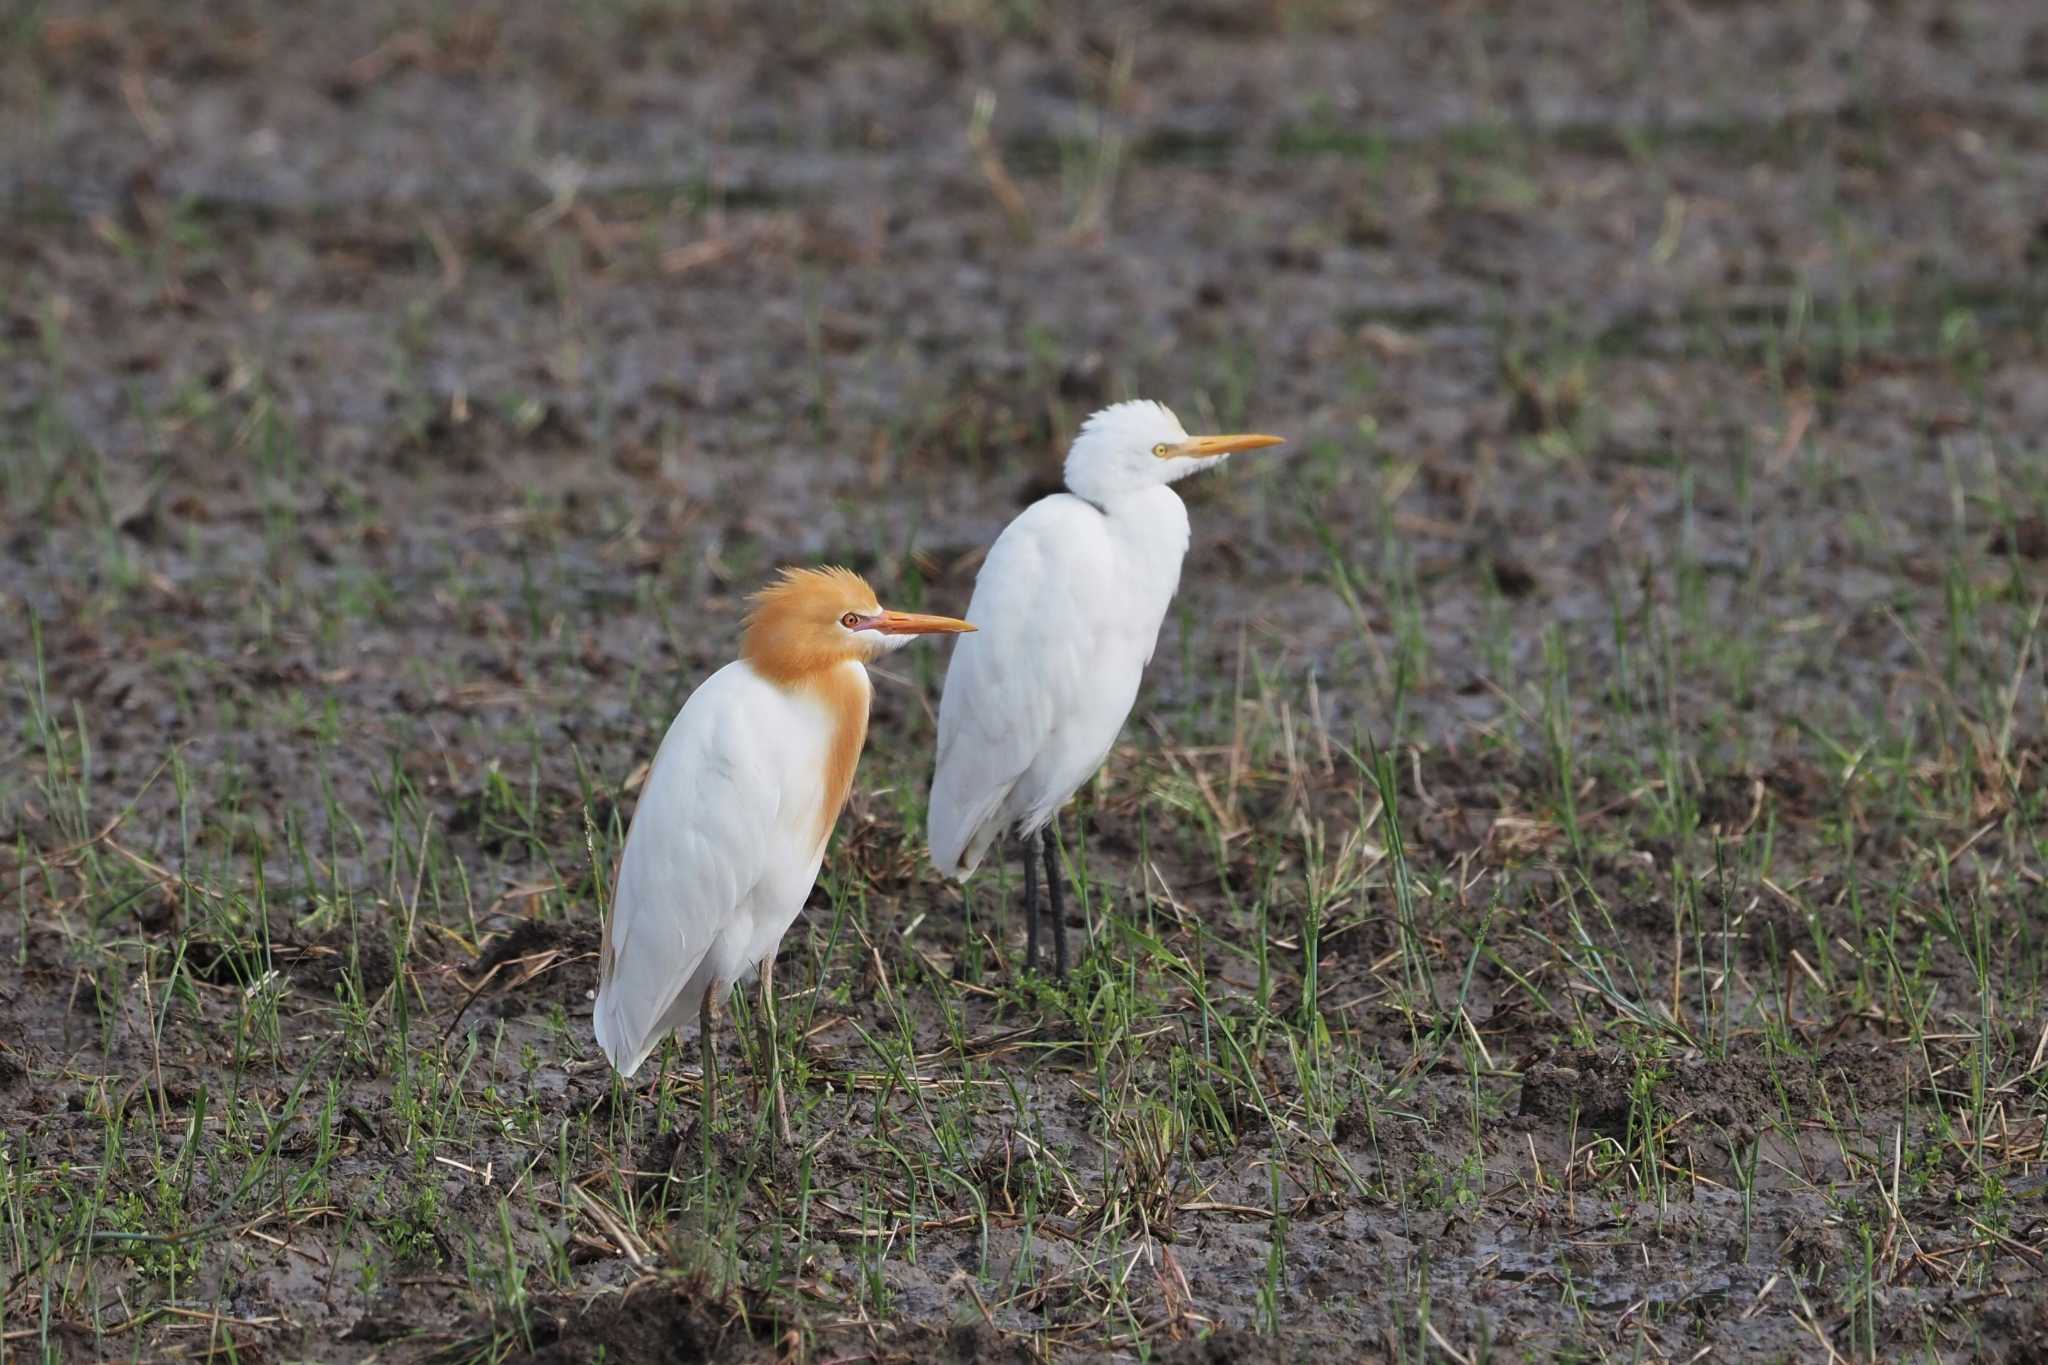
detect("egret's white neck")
(1083, 482), (1192, 569)
(1072, 478), (1181, 517)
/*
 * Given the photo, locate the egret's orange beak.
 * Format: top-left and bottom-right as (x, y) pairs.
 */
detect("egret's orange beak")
(1161, 432), (1286, 459)
(869, 609), (976, 636)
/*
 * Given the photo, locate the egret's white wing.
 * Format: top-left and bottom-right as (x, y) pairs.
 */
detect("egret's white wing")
(593, 661), (830, 1077)
(928, 494), (1151, 876)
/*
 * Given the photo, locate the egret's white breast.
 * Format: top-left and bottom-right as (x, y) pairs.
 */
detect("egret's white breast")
(927, 486), (1194, 875)
(595, 658), (865, 1077)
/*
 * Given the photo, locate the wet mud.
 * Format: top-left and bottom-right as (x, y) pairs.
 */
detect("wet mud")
(3, 1), (2046, 1361)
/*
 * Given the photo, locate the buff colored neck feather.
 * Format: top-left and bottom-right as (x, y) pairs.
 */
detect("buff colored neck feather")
(739, 567), (874, 845)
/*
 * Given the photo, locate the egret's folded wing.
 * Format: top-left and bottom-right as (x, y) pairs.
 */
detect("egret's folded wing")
(594, 665), (780, 1077)
(928, 497), (1113, 875)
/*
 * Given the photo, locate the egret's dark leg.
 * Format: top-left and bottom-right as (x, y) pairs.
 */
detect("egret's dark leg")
(1021, 832), (1041, 973)
(1042, 826), (1068, 978)
(954, 882), (973, 981)
(759, 956), (793, 1147)
(699, 981), (722, 1132)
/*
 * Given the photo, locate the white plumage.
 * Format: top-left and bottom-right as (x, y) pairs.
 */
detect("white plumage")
(590, 566), (973, 1137)
(928, 485), (1190, 876)
(594, 658), (861, 1078)
(926, 401), (1283, 971)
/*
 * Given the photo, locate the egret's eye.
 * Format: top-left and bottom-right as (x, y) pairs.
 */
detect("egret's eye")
(1152, 442), (1171, 457)
(840, 611), (862, 629)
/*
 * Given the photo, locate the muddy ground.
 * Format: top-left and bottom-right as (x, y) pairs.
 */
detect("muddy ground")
(3, 1), (2047, 1361)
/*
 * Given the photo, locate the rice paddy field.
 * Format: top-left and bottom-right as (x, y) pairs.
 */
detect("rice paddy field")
(3, 1), (2047, 1360)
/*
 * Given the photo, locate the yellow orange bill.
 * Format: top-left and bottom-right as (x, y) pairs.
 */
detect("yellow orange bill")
(1166, 433), (1286, 459)
(873, 609), (976, 635)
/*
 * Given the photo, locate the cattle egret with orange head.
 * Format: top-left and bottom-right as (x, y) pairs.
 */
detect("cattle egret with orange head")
(595, 567), (973, 1140)
(927, 400), (1283, 974)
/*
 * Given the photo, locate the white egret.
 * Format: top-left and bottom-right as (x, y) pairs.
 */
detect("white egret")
(595, 566), (974, 1140)
(926, 400), (1283, 974)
